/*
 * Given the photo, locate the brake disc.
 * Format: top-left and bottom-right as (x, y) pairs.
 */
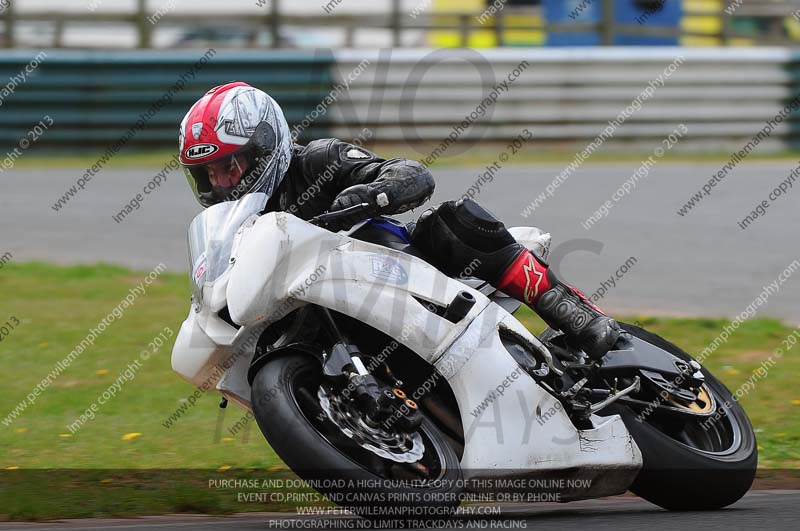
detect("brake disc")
(318, 387), (424, 463)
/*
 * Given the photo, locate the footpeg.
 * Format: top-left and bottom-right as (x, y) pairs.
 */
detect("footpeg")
(589, 376), (640, 414)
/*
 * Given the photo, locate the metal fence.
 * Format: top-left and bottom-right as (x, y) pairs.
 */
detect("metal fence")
(2, 0), (800, 49)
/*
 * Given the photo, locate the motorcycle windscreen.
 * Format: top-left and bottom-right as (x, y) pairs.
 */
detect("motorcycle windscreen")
(187, 192), (267, 303)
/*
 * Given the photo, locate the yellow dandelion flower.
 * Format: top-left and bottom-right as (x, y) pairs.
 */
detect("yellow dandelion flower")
(14, 428), (28, 433)
(5, 466), (19, 470)
(217, 465), (231, 472)
(95, 369), (109, 376)
(59, 433), (73, 438)
(222, 437), (235, 442)
(100, 479), (113, 484)
(791, 399), (800, 405)
(121, 432), (142, 441)
(38, 342), (49, 348)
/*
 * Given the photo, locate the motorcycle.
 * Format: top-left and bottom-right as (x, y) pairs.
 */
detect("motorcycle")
(172, 192), (757, 517)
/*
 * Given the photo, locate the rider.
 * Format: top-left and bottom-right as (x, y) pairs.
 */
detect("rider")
(178, 82), (620, 359)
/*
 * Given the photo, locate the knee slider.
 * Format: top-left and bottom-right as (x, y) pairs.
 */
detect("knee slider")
(410, 199), (522, 283)
(442, 199), (516, 252)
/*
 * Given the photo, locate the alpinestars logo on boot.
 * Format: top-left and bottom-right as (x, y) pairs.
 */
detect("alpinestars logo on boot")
(523, 254), (545, 304)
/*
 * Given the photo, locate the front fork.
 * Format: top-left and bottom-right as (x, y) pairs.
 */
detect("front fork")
(317, 307), (422, 432)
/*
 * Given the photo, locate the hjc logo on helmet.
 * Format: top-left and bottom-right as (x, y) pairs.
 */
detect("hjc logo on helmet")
(185, 144), (219, 160)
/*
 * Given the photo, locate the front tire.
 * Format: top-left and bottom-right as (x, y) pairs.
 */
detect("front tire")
(605, 323), (758, 510)
(251, 352), (464, 519)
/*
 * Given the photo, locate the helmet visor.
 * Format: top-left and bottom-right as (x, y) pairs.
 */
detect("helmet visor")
(184, 150), (260, 207)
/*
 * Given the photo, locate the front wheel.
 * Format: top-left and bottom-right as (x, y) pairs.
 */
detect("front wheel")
(251, 352), (464, 519)
(603, 322), (758, 511)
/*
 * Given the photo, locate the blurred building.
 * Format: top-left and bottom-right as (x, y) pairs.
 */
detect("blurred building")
(1, 0), (799, 49)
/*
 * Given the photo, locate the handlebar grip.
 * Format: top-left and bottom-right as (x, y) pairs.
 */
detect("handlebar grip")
(309, 202), (371, 227)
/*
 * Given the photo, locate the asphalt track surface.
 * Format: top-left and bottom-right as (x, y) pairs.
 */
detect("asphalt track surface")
(3, 160), (800, 323)
(0, 490), (796, 530)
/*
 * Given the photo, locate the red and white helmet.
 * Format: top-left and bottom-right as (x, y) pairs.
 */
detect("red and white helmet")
(179, 82), (293, 208)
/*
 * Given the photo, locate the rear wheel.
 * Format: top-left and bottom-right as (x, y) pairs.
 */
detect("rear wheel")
(251, 352), (463, 519)
(603, 322), (757, 510)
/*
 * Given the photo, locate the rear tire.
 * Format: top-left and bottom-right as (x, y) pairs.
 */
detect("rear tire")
(251, 352), (464, 519)
(604, 322), (757, 511)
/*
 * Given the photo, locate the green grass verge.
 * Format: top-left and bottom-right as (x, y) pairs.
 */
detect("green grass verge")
(0, 262), (281, 470)
(0, 262), (798, 519)
(16, 147), (800, 171)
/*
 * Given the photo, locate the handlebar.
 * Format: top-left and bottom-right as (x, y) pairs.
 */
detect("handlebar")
(308, 202), (371, 228)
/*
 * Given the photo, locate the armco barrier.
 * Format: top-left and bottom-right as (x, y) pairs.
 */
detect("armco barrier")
(0, 50), (336, 149)
(0, 48), (798, 152)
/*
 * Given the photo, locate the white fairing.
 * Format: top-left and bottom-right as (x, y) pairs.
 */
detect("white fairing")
(171, 202), (642, 499)
(226, 213), (490, 364)
(434, 307), (641, 498)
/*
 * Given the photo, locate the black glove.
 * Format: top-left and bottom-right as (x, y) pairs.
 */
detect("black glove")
(327, 184), (390, 230)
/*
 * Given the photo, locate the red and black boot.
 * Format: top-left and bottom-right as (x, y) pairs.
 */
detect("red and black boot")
(410, 198), (620, 359)
(495, 248), (621, 359)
